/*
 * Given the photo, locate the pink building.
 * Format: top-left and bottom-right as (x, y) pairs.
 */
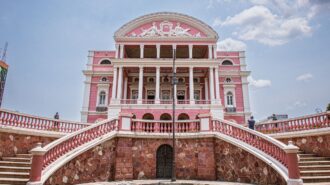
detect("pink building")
(81, 12), (251, 124)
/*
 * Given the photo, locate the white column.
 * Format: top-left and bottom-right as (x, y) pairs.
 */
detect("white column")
(173, 67), (177, 103)
(115, 44), (119, 59)
(242, 76), (251, 116)
(204, 77), (209, 100)
(208, 45), (212, 59)
(189, 44), (193, 59)
(120, 44), (124, 58)
(140, 44), (144, 59)
(123, 77), (128, 100)
(214, 66), (221, 104)
(138, 66), (144, 104)
(111, 66), (118, 102)
(209, 67), (215, 103)
(81, 75), (91, 122)
(87, 51), (94, 70)
(155, 66), (160, 104)
(156, 44), (160, 59)
(189, 66), (195, 104)
(116, 66), (123, 100)
(213, 44), (217, 59)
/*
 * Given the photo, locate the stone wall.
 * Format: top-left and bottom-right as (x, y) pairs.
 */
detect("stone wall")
(45, 139), (117, 185)
(0, 132), (56, 158)
(214, 140), (286, 185)
(279, 134), (330, 157)
(45, 136), (285, 185)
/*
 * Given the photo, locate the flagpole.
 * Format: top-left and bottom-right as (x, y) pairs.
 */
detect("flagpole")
(171, 48), (176, 182)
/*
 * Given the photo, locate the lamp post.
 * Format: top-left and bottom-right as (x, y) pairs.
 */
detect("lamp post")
(171, 48), (177, 182)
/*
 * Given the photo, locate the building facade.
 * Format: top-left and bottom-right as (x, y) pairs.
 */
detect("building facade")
(81, 12), (251, 124)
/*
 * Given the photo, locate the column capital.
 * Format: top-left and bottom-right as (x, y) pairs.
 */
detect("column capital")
(140, 44), (144, 48)
(189, 66), (194, 70)
(118, 66), (123, 69)
(156, 43), (160, 48)
(139, 66), (144, 70)
(156, 66), (161, 70)
(172, 44), (177, 50)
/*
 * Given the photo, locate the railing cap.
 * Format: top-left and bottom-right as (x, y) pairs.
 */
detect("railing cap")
(30, 143), (47, 155)
(284, 141), (299, 153)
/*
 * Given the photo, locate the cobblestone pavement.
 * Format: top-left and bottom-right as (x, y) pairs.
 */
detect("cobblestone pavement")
(79, 180), (254, 185)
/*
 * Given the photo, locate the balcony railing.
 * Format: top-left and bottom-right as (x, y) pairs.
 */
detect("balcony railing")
(0, 109), (90, 133)
(225, 107), (236, 113)
(117, 99), (211, 105)
(131, 119), (200, 133)
(255, 111), (330, 134)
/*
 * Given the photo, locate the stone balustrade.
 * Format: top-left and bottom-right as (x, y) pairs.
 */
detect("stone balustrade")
(0, 109), (90, 133)
(255, 111), (330, 134)
(28, 118), (118, 183)
(212, 118), (301, 182)
(131, 119), (200, 133)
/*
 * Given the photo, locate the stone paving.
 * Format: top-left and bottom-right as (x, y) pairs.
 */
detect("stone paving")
(79, 180), (254, 185)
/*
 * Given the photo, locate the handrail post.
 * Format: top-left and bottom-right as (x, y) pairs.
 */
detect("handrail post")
(285, 141), (303, 185)
(28, 143), (46, 185)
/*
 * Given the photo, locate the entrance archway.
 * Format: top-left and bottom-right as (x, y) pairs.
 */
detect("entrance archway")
(156, 144), (173, 178)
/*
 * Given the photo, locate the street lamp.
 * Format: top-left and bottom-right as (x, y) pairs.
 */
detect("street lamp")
(171, 48), (177, 182)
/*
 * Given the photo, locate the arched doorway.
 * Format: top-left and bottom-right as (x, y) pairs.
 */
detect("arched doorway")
(160, 113), (172, 120)
(142, 113), (154, 120)
(156, 144), (173, 178)
(178, 113), (189, 120)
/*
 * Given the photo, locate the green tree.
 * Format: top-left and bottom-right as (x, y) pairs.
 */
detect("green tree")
(327, 103), (330, 111)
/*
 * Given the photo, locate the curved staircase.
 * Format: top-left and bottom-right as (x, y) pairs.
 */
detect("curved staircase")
(299, 151), (330, 183)
(0, 153), (31, 185)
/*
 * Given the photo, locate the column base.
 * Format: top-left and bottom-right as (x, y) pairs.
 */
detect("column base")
(137, 99), (143, 104)
(155, 99), (160, 104)
(190, 100), (195, 105)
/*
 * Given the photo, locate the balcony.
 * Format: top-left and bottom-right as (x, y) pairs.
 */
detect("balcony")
(96, 106), (108, 112)
(225, 107), (236, 113)
(118, 99), (211, 105)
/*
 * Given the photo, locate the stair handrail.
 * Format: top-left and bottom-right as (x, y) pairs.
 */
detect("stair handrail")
(28, 117), (118, 183)
(0, 108), (91, 132)
(255, 111), (330, 134)
(212, 118), (301, 183)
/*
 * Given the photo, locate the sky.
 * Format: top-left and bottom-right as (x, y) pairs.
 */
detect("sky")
(0, 0), (329, 122)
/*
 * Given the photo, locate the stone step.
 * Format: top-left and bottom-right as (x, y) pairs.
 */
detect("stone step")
(300, 165), (330, 171)
(301, 170), (330, 176)
(1, 157), (31, 162)
(302, 176), (330, 183)
(299, 153), (317, 157)
(0, 172), (29, 178)
(0, 177), (28, 185)
(300, 157), (330, 161)
(15, 154), (32, 158)
(0, 161), (31, 167)
(0, 166), (30, 173)
(299, 161), (330, 165)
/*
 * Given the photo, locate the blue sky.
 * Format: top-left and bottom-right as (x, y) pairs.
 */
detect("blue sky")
(0, 0), (329, 121)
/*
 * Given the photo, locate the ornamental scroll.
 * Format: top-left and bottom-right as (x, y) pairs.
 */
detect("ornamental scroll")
(128, 21), (203, 38)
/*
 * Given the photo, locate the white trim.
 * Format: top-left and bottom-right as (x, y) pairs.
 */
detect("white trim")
(0, 126), (64, 138)
(81, 75), (92, 122)
(269, 127), (330, 139)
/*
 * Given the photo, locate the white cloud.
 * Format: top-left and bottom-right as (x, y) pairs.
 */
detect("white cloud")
(217, 38), (247, 51)
(296, 73), (313, 81)
(286, 100), (307, 110)
(212, 17), (222, 27)
(248, 76), (271, 88)
(217, 5), (312, 46)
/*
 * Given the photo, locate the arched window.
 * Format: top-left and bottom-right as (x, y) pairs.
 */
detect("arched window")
(226, 92), (234, 106)
(142, 113), (154, 120)
(100, 59), (111, 65)
(225, 77), (232, 83)
(99, 91), (106, 105)
(222, 60), (233, 65)
(160, 113), (172, 120)
(178, 113), (189, 120)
